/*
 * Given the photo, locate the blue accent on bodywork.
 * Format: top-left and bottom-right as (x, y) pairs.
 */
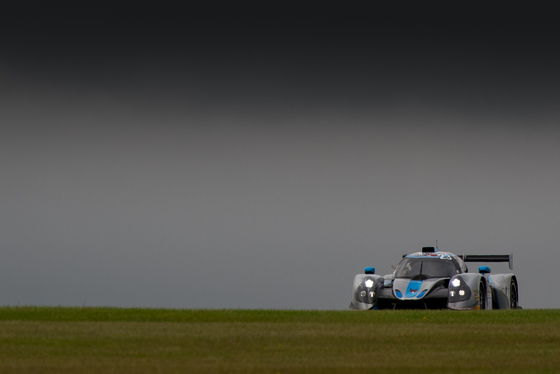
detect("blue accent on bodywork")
(405, 280), (423, 298)
(365, 267), (375, 274)
(416, 290), (428, 298)
(479, 266), (491, 274)
(395, 290), (403, 298)
(406, 253), (454, 260)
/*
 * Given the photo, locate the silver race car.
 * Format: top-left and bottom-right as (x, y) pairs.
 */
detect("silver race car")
(350, 247), (520, 310)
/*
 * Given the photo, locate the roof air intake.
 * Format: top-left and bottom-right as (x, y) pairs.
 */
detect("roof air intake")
(422, 247), (438, 253)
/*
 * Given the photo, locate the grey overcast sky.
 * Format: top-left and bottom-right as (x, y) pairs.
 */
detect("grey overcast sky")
(1, 1), (559, 309)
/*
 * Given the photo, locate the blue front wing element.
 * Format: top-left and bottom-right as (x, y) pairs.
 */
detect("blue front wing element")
(405, 280), (423, 298)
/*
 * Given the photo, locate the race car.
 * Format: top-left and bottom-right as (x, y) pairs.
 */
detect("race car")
(349, 247), (519, 310)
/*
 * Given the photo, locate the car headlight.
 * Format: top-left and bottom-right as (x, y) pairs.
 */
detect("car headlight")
(357, 288), (375, 302)
(449, 276), (471, 302)
(364, 279), (374, 288)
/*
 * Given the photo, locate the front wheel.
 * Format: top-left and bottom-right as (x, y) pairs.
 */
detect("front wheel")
(478, 281), (486, 310)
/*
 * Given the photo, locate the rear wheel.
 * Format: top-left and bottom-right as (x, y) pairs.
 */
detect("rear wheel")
(478, 281), (486, 310)
(510, 279), (518, 309)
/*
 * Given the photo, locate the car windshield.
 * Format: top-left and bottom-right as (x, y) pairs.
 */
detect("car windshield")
(395, 258), (460, 279)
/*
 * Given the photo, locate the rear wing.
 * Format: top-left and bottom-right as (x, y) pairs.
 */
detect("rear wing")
(457, 254), (513, 270)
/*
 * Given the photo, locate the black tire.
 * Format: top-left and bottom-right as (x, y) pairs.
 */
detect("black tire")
(478, 280), (486, 310)
(510, 279), (519, 309)
(377, 299), (391, 310)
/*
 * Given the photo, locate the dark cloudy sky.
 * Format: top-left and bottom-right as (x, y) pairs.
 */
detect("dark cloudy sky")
(1, 1), (559, 309)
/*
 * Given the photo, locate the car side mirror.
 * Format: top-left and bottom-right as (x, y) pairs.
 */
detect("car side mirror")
(364, 267), (375, 274)
(479, 266), (491, 274)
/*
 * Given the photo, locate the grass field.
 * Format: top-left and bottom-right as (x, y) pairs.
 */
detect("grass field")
(1, 307), (559, 373)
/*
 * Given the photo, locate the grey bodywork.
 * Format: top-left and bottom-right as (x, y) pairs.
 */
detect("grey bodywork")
(349, 248), (519, 310)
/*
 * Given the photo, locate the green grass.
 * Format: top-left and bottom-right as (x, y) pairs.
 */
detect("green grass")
(1, 307), (559, 373)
